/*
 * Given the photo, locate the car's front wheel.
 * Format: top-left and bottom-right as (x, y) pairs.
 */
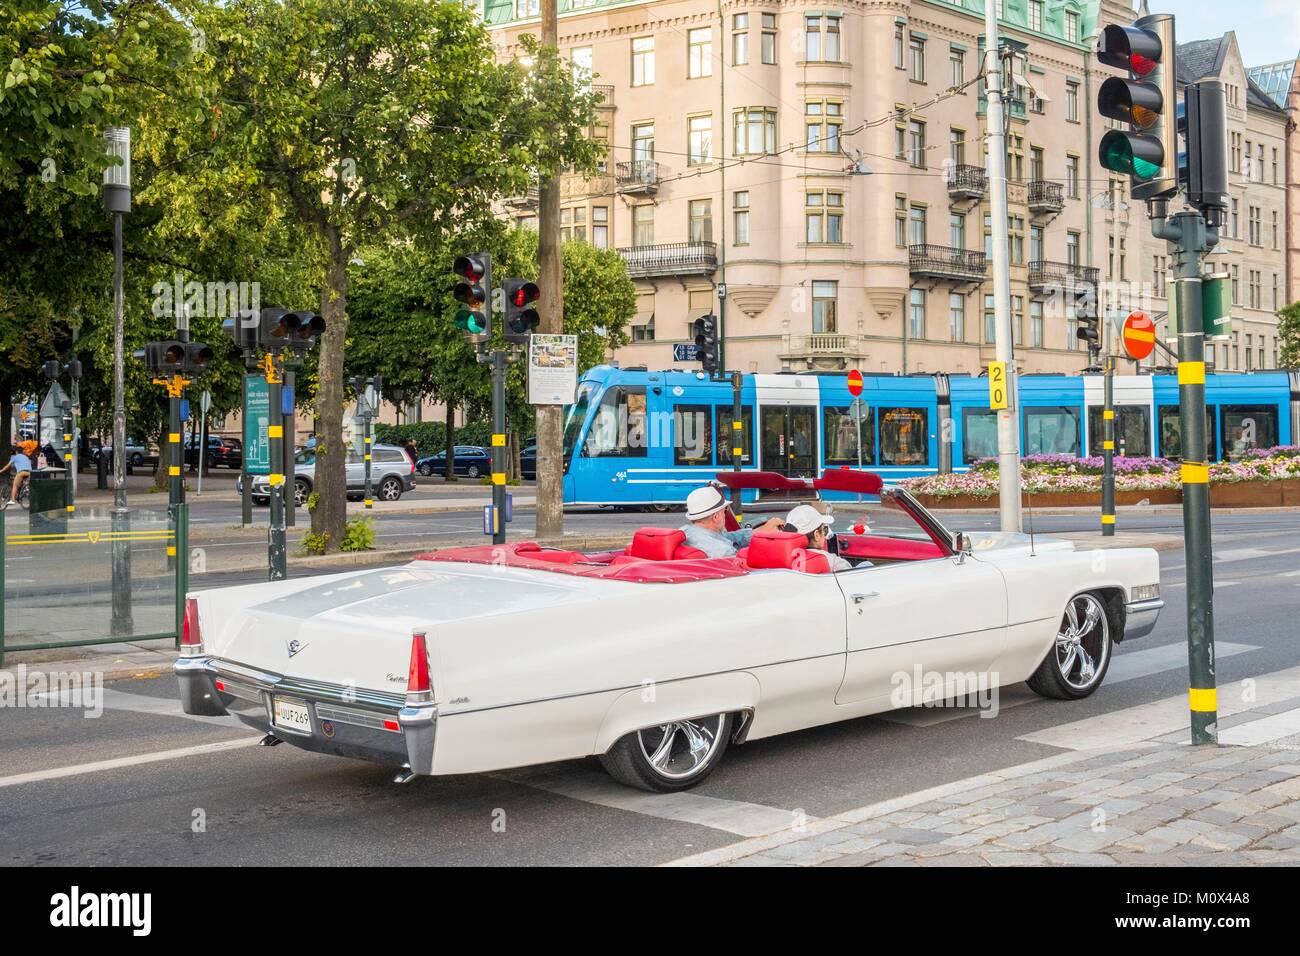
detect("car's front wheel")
(599, 713), (733, 792)
(466, 464), (481, 478)
(1027, 592), (1114, 700)
(418, 462), (433, 476)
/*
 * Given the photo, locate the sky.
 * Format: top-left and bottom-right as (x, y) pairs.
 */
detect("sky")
(1155, 0), (1300, 66)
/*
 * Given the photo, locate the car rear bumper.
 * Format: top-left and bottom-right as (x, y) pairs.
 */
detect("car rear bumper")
(1123, 598), (1164, 641)
(175, 655), (437, 774)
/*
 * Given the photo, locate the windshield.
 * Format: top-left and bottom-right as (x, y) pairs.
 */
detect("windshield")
(827, 493), (935, 542)
(562, 381), (598, 459)
(294, 449), (315, 465)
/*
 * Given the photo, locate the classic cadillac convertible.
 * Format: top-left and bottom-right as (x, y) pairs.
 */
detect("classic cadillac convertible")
(175, 469), (1163, 792)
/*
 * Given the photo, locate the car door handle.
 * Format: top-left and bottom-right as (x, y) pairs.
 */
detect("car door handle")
(851, 592), (879, 604)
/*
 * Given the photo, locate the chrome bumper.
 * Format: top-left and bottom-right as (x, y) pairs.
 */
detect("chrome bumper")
(174, 655), (437, 775)
(1123, 598), (1164, 641)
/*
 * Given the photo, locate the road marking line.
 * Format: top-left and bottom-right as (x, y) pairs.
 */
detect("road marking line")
(1016, 664), (1300, 751)
(1214, 547), (1300, 564)
(1217, 707), (1300, 747)
(31, 688), (243, 728)
(499, 766), (810, 837)
(0, 737), (260, 790)
(1282, 570), (1300, 578)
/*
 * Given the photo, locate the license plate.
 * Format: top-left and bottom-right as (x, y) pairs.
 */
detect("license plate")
(273, 697), (312, 734)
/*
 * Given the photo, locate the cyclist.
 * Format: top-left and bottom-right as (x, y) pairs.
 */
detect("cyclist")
(1, 443), (33, 509)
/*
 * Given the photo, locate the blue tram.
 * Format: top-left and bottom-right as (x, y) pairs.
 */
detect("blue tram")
(561, 365), (1300, 508)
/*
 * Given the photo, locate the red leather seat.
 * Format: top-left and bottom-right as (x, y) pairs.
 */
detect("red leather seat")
(740, 530), (831, 573)
(515, 543), (584, 564)
(626, 527), (686, 561)
(673, 544), (708, 560)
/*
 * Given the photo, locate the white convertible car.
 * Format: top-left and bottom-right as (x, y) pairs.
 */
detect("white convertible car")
(176, 469), (1163, 792)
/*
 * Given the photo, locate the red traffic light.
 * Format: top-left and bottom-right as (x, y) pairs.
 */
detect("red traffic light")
(1096, 25), (1161, 77)
(510, 282), (539, 307)
(454, 254), (487, 282)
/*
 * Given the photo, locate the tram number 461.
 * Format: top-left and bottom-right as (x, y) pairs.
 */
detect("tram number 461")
(988, 361), (1009, 410)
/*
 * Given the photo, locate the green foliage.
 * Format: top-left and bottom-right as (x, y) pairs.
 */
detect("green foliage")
(301, 530), (330, 555)
(340, 516), (376, 552)
(1279, 302), (1300, 370)
(306, 491), (320, 512)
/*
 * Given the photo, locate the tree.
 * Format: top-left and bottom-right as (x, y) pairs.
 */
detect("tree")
(193, 0), (599, 550)
(1279, 302), (1300, 370)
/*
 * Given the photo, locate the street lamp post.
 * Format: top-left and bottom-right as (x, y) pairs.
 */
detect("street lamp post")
(104, 127), (132, 636)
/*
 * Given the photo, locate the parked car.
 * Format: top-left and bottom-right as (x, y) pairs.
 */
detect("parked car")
(184, 435), (243, 469)
(237, 443), (415, 506)
(176, 467), (1163, 793)
(519, 442), (537, 480)
(93, 439), (152, 467)
(416, 445), (491, 478)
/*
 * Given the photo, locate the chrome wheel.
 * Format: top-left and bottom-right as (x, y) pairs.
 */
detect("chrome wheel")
(636, 714), (727, 781)
(1055, 593), (1110, 691)
(379, 477), (402, 501)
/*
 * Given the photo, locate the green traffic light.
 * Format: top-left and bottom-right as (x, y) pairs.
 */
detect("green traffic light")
(1099, 130), (1161, 182)
(454, 308), (486, 334)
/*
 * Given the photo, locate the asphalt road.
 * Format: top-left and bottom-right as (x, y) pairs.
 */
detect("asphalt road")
(2, 513), (1299, 866)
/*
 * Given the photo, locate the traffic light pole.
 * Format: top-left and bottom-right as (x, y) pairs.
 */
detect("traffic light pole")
(485, 349), (509, 546)
(1153, 204), (1218, 745)
(265, 352), (287, 581)
(730, 371), (743, 520)
(284, 365), (296, 527)
(364, 412), (373, 510)
(1102, 329), (1116, 537)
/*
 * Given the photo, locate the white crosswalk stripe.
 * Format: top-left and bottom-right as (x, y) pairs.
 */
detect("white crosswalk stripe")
(1217, 707), (1300, 747)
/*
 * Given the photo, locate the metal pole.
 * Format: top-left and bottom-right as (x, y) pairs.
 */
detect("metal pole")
(283, 367), (296, 527)
(173, 501), (188, 646)
(491, 350), (507, 545)
(198, 394), (206, 497)
(110, 209), (132, 636)
(730, 370), (743, 520)
(266, 354), (287, 581)
(168, 387), (183, 509)
(363, 396), (373, 510)
(1102, 178), (1118, 536)
(1, 505), (6, 667)
(983, 4), (1022, 532)
(1154, 205), (1218, 745)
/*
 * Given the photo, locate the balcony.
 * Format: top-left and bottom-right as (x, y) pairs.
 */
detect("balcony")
(502, 186), (539, 212)
(1028, 260), (1100, 295)
(591, 84), (615, 109)
(908, 244), (988, 284)
(618, 241), (717, 279)
(1027, 180), (1064, 215)
(946, 164), (987, 202)
(615, 159), (663, 195)
(780, 333), (864, 371)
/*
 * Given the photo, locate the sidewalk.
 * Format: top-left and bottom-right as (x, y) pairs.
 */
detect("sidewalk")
(667, 742), (1300, 867)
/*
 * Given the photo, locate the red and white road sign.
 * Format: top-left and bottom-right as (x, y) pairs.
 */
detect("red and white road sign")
(846, 369), (864, 396)
(1122, 311), (1156, 361)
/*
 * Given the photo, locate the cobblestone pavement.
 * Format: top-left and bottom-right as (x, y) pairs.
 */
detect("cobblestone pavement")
(667, 742), (1300, 867)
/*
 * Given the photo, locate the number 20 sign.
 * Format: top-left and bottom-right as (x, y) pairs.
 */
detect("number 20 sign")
(988, 361), (1009, 410)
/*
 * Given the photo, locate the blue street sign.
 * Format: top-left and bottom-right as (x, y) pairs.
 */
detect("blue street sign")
(673, 343), (698, 363)
(180, 398), (190, 422)
(282, 384), (295, 416)
(482, 494), (513, 536)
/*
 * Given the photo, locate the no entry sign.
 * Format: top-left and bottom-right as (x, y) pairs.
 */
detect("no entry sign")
(846, 369), (864, 396)
(1122, 311), (1156, 361)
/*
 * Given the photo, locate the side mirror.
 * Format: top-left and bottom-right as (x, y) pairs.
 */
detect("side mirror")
(952, 531), (971, 559)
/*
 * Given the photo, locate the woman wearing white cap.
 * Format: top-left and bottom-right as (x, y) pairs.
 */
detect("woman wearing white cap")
(783, 504), (856, 572)
(679, 485), (784, 558)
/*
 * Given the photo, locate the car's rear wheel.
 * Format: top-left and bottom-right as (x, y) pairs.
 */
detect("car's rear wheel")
(599, 712), (733, 792)
(379, 476), (403, 501)
(293, 478), (310, 507)
(1027, 592), (1113, 701)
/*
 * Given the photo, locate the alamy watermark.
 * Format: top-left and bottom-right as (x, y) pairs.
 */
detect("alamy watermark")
(151, 274), (261, 320)
(0, 665), (103, 718)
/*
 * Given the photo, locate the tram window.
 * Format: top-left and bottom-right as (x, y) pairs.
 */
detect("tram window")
(563, 382), (597, 459)
(1222, 405), (1278, 459)
(879, 407), (928, 466)
(961, 407), (998, 464)
(824, 405), (876, 465)
(1087, 406), (1151, 458)
(674, 405), (714, 465)
(715, 406), (755, 465)
(1157, 405), (1217, 461)
(1024, 406), (1081, 456)
(583, 386), (648, 458)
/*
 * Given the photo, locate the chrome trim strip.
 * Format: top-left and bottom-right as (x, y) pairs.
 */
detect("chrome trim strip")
(209, 660), (406, 710)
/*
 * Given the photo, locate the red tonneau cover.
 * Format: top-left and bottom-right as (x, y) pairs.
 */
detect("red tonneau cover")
(414, 543), (748, 583)
(713, 467), (883, 496)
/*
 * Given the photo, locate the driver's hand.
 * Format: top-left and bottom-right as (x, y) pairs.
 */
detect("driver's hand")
(758, 517), (785, 531)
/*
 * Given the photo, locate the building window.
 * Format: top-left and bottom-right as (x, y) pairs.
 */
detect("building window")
(1030, 300), (1044, 348)
(1008, 215), (1024, 264)
(805, 100), (842, 152)
(633, 204), (653, 247)
(1273, 210), (1280, 249)
(1029, 224), (1043, 262)
(631, 317), (655, 342)
(909, 288), (926, 339)
(1231, 198), (1239, 238)
(949, 127), (965, 166)
(514, 0), (539, 17)
(592, 206), (608, 248)
(1012, 295), (1024, 346)
(1066, 80), (1079, 122)
(734, 107), (777, 155)
(571, 46), (593, 89)
(631, 122), (654, 163)
(950, 212), (965, 249)
(1065, 11), (1079, 42)
(1249, 205), (1261, 245)
(894, 22), (906, 69)
(983, 294), (996, 343)
(688, 27), (712, 79)
(1065, 154), (1080, 198)
(805, 15), (841, 62)
(805, 190), (844, 244)
(688, 199), (712, 243)
(687, 114), (712, 165)
(949, 292), (965, 342)
(631, 37), (655, 86)
(732, 14), (749, 65)
(1030, 146), (1044, 182)
(812, 281), (838, 333)
(1273, 272), (1279, 311)
(903, 119), (926, 168)
(895, 195), (907, 248)
(1273, 147), (1279, 184)
(909, 34), (926, 82)
(1066, 231), (1080, 266)
(1232, 264), (1240, 304)
(733, 191), (750, 245)
(950, 46), (965, 86)
(761, 13), (776, 64)
(909, 203), (927, 246)
(1028, 0), (1043, 31)
(560, 205), (586, 242)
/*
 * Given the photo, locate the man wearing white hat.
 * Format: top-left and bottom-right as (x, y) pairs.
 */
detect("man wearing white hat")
(783, 504), (856, 572)
(679, 485), (784, 558)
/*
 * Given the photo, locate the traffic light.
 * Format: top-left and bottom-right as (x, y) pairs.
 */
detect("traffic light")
(1076, 305), (1100, 355)
(43, 360), (61, 381)
(281, 310), (326, 351)
(222, 309), (259, 352)
(693, 314), (719, 375)
(1096, 14), (1178, 200)
(134, 340), (212, 375)
(502, 279), (540, 343)
(453, 252), (491, 340)
(1178, 79), (1229, 223)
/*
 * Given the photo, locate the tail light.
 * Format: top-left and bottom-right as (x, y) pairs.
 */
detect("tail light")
(181, 597), (203, 652)
(407, 630), (431, 696)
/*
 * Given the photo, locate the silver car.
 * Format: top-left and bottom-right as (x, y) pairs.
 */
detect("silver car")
(239, 444), (416, 506)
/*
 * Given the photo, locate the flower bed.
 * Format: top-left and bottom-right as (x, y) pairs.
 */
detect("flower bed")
(902, 448), (1300, 506)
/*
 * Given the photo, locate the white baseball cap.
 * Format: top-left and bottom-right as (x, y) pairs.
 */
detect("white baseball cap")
(686, 485), (728, 521)
(785, 504), (834, 536)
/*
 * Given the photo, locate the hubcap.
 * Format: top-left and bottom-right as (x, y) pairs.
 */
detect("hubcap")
(1056, 594), (1109, 690)
(637, 714), (726, 780)
(381, 480), (400, 500)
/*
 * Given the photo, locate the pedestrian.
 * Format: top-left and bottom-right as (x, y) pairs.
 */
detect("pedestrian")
(402, 437), (418, 466)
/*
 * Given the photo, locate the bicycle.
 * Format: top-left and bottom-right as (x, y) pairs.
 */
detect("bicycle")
(0, 471), (31, 510)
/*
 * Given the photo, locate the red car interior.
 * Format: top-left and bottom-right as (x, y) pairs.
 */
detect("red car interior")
(838, 534), (944, 562)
